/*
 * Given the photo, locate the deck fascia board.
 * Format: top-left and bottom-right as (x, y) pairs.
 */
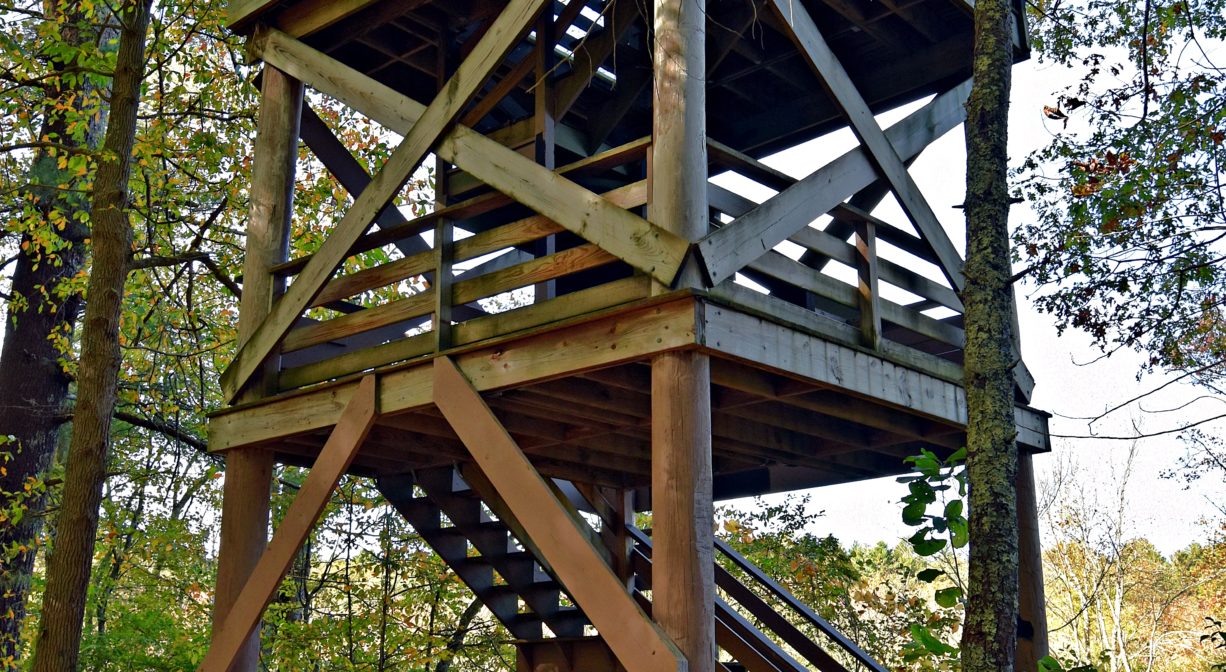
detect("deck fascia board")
(209, 291), (1050, 454)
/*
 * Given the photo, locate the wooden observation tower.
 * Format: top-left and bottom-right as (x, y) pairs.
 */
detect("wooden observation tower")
(202, 0), (1050, 671)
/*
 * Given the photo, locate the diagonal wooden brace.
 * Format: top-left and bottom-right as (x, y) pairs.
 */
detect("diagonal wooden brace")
(697, 80), (971, 287)
(220, 0), (551, 403)
(431, 356), (687, 672)
(251, 28), (689, 286)
(767, 0), (965, 291)
(198, 375), (377, 672)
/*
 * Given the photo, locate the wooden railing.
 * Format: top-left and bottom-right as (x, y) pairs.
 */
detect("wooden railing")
(706, 139), (966, 361)
(626, 526), (889, 672)
(270, 136), (655, 393)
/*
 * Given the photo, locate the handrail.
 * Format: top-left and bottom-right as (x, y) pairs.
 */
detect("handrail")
(713, 537), (887, 672)
(627, 526), (889, 672)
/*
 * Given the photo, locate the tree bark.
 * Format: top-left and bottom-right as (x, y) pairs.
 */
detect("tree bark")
(29, 2), (153, 669)
(0, 5), (109, 658)
(960, 1), (1020, 671)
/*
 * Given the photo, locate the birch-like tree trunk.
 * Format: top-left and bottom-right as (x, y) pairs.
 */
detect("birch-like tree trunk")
(960, 0), (1021, 670)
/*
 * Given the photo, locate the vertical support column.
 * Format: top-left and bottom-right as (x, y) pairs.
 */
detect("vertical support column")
(433, 28), (453, 350)
(1017, 452), (1048, 670)
(533, 12), (557, 302)
(652, 353), (715, 672)
(651, 2), (712, 669)
(854, 219), (881, 350)
(212, 65), (303, 671)
(651, 0), (708, 287)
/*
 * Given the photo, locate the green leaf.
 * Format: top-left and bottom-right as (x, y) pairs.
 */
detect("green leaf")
(948, 517), (969, 549)
(1038, 655), (1066, 672)
(944, 500), (963, 519)
(916, 568), (944, 583)
(934, 586), (961, 608)
(902, 501), (927, 526)
(910, 623), (958, 655)
(913, 537), (947, 556)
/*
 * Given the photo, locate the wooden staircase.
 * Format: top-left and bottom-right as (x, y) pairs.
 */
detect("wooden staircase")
(378, 467), (888, 672)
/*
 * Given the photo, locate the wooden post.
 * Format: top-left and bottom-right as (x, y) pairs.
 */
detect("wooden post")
(854, 219), (881, 349)
(652, 351), (715, 672)
(1017, 452), (1048, 671)
(534, 12), (557, 302)
(651, 1), (713, 669)
(651, 0), (708, 288)
(212, 65), (303, 672)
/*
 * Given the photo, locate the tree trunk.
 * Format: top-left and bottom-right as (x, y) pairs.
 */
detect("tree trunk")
(960, 0), (1020, 671)
(29, 1), (153, 669)
(0, 5), (111, 658)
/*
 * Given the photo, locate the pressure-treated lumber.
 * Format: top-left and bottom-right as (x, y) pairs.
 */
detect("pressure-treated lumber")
(652, 0), (709, 289)
(210, 296), (698, 451)
(431, 357), (686, 672)
(198, 376), (377, 672)
(211, 64), (301, 672)
(697, 80), (971, 286)
(766, 0), (964, 291)
(221, 0), (549, 402)
(855, 220), (881, 349)
(651, 351), (717, 672)
(250, 28), (688, 286)
(1017, 452), (1049, 670)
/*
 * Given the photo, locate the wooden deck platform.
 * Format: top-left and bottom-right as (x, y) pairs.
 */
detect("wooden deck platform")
(209, 290), (1049, 497)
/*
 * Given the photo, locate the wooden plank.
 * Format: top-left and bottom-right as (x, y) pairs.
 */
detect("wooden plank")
(767, 0), (965, 291)
(198, 376), (377, 672)
(209, 297), (698, 451)
(855, 220), (881, 349)
(276, 0), (396, 37)
(452, 244), (617, 305)
(279, 332), (434, 391)
(252, 29), (689, 286)
(311, 251), (433, 308)
(227, 0), (276, 30)
(696, 80), (971, 286)
(223, 3), (549, 403)
(283, 289), (435, 353)
(698, 300), (1050, 449)
(454, 181), (647, 263)
(432, 357), (685, 672)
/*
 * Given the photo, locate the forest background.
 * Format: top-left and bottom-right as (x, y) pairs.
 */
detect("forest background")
(0, 0), (1223, 670)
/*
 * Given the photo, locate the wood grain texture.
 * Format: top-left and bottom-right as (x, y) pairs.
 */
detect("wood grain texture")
(210, 297), (697, 451)
(199, 376), (376, 672)
(432, 357), (685, 672)
(222, 0), (549, 402)
(251, 29), (687, 286)
(767, 0), (964, 290)
(697, 80), (971, 286)
(651, 350), (716, 672)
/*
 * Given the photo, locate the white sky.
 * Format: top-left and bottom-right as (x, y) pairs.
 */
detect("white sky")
(723, 56), (1226, 557)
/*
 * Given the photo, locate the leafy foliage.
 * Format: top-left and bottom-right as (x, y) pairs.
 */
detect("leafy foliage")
(1016, 0), (1226, 384)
